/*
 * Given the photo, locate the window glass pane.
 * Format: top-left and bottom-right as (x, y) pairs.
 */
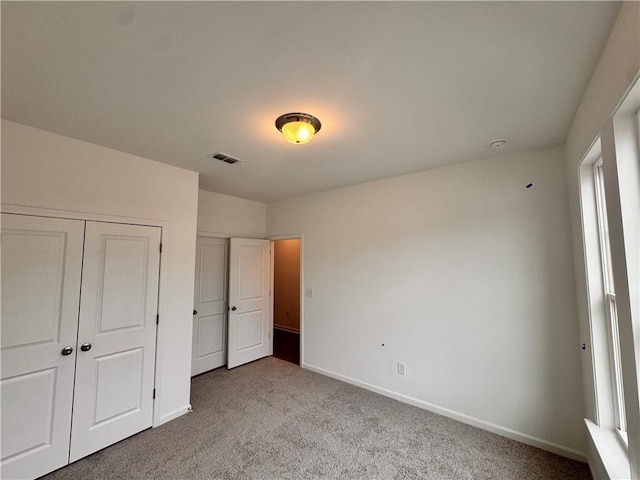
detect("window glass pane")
(608, 298), (626, 432)
(594, 164), (615, 294)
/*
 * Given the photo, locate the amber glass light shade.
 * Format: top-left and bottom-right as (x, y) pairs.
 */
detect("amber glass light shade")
(281, 121), (315, 144)
(275, 113), (321, 145)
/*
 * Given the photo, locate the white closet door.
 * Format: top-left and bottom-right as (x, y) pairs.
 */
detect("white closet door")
(69, 222), (160, 462)
(192, 237), (229, 376)
(1, 214), (85, 480)
(228, 238), (272, 369)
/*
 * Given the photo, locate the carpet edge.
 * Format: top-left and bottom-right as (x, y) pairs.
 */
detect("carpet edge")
(302, 362), (588, 463)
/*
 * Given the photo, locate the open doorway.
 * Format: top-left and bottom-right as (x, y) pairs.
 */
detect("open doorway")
(272, 238), (301, 365)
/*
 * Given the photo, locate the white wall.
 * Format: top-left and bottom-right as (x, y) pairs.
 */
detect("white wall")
(197, 189), (265, 238)
(564, 2), (640, 478)
(267, 145), (586, 459)
(1, 119), (199, 426)
(565, 2), (639, 165)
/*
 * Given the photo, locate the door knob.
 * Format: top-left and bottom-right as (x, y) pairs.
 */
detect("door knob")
(231, 306), (237, 311)
(193, 310), (198, 315)
(61, 346), (73, 356)
(80, 342), (92, 352)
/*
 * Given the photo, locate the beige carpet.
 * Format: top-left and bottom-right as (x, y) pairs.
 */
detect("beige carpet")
(43, 357), (591, 479)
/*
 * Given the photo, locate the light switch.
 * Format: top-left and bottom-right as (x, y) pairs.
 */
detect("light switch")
(305, 288), (313, 298)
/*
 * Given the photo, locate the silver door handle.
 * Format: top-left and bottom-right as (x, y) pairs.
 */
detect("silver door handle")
(80, 342), (92, 352)
(61, 346), (73, 356)
(230, 306), (237, 311)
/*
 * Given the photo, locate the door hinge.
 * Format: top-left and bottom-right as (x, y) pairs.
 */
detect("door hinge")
(160, 243), (163, 253)
(156, 314), (159, 325)
(153, 388), (156, 399)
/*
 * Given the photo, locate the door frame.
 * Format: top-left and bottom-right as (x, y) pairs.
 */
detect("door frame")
(1, 204), (168, 427)
(270, 234), (304, 367)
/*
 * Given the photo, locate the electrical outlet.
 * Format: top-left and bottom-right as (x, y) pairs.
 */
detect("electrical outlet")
(305, 288), (313, 298)
(397, 362), (406, 376)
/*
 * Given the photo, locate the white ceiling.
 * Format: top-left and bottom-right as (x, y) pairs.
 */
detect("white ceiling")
(1, 2), (620, 203)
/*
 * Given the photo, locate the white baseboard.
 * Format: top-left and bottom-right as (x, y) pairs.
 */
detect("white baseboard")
(303, 363), (587, 463)
(155, 404), (192, 427)
(274, 324), (300, 334)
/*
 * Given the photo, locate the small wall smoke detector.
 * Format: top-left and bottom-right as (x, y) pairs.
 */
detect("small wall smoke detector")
(208, 152), (243, 164)
(489, 139), (508, 149)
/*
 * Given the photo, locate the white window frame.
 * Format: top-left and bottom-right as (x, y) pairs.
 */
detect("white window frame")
(577, 75), (640, 480)
(593, 159), (627, 443)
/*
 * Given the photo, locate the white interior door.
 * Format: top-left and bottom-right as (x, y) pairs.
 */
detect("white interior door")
(69, 222), (161, 462)
(228, 238), (272, 369)
(192, 237), (229, 376)
(1, 214), (84, 480)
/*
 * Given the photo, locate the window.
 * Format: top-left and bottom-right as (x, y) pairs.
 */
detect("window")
(593, 159), (627, 440)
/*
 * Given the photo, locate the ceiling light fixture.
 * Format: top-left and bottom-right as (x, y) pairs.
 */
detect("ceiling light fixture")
(275, 113), (321, 145)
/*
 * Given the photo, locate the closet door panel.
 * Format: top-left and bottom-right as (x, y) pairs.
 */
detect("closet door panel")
(227, 238), (272, 369)
(70, 222), (161, 463)
(192, 236), (229, 375)
(1, 214), (84, 480)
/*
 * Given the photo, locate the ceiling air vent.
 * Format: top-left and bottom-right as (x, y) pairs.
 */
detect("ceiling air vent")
(209, 152), (243, 164)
